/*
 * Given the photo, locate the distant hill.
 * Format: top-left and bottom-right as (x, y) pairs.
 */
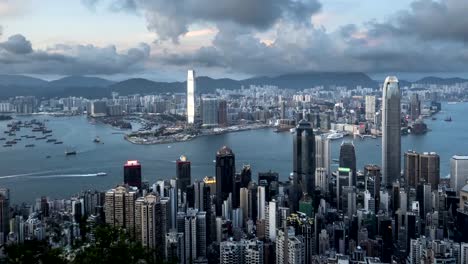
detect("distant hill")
(1, 72), (468, 99)
(0, 74), (48, 87)
(414, 76), (468, 85)
(49, 76), (114, 88)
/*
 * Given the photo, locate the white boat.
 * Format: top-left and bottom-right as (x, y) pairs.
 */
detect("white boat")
(290, 128), (296, 133)
(96, 172), (107, 177)
(327, 132), (344, 140)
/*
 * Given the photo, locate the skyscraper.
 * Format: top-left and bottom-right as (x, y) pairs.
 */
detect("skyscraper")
(404, 151), (420, 188)
(382, 76), (401, 187)
(410, 94), (421, 121)
(315, 135), (331, 176)
(365, 95), (376, 121)
(339, 142), (357, 185)
(215, 146), (236, 216)
(202, 96), (218, 127)
(0, 188), (9, 243)
(450, 155), (468, 194)
(124, 160), (142, 189)
(218, 99), (228, 127)
(419, 152), (440, 190)
(176, 155), (191, 195)
(293, 120), (315, 196)
(187, 70), (196, 124)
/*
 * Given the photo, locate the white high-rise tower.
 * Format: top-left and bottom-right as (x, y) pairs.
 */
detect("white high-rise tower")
(187, 70), (196, 124)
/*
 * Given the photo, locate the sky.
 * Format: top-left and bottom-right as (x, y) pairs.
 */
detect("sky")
(0, 0), (467, 81)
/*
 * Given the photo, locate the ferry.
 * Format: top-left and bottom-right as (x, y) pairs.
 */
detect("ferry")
(3, 144), (12, 147)
(25, 144), (35, 148)
(65, 150), (77, 156)
(444, 116), (452, 122)
(96, 172), (107, 177)
(54, 141), (63, 144)
(0, 138), (5, 141)
(93, 136), (101, 143)
(6, 141), (16, 144)
(47, 139), (57, 143)
(327, 132), (344, 140)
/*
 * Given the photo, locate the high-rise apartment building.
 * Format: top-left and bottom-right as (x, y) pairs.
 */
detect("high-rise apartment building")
(365, 95), (376, 121)
(0, 188), (9, 244)
(104, 186), (138, 236)
(382, 76), (401, 187)
(187, 70), (196, 124)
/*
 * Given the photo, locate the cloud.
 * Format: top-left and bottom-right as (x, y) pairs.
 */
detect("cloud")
(0, 34), (33, 54)
(84, 0), (321, 42)
(369, 0), (468, 42)
(0, 34), (151, 75)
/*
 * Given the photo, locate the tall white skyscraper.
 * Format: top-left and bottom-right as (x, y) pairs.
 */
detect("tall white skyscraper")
(315, 135), (331, 176)
(187, 70), (196, 124)
(382, 76), (401, 187)
(365, 95), (376, 121)
(257, 186), (266, 220)
(451, 155), (468, 194)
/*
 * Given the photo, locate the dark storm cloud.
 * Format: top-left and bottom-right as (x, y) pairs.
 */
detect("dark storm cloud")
(0, 34), (33, 54)
(0, 34), (150, 75)
(369, 0), (468, 42)
(84, 0), (321, 42)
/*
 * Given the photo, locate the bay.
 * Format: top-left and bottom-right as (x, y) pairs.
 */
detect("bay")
(0, 102), (465, 204)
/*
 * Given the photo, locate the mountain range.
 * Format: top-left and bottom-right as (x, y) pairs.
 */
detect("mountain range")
(0, 73), (466, 99)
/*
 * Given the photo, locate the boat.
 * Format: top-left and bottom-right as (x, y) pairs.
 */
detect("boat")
(0, 138), (5, 141)
(96, 172), (107, 177)
(93, 136), (101, 143)
(42, 130), (52, 134)
(65, 150), (77, 156)
(46, 155), (51, 159)
(54, 141), (63, 144)
(431, 117), (437, 120)
(290, 128), (296, 133)
(327, 132), (344, 140)
(6, 141), (16, 144)
(444, 116), (452, 122)
(25, 144), (35, 148)
(46, 139), (57, 143)
(3, 144), (12, 147)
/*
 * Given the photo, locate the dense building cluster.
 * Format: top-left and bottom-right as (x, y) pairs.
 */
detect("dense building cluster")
(1, 75), (468, 264)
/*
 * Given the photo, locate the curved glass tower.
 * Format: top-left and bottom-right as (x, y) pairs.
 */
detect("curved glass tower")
(382, 76), (401, 187)
(187, 70), (196, 124)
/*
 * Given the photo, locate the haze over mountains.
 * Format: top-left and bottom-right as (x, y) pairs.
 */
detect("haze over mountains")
(0, 72), (466, 99)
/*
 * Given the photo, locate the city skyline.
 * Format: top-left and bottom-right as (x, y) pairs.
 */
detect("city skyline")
(1, 0), (468, 81)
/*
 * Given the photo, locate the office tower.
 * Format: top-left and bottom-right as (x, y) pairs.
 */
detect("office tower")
(315, 168), (328, 193)
(365, 95), (376, 121)
(339, 142), (357, 185)
(248, 182), (258, 222)
(451, 155), (468, 194)
(40, 196), (49, 218)
(187, 70), (196, 124)
(202, 96), (218, 127)
(419, 152), (440, 190)
(337, 169), (352, 211)
(196, 211), (207, 259)
(193, 181), (208, 211)
(0, 188), (9, 243)
(104, 186), (138, 236)
(315, 135), (331, 176)
(203, 176), (216, 195)
(124, 160), (142, 189)
(176, 155), (191, 195)
(410, 94), (421, 121)
(405, 151), (420, 188)
(293, 120), (316, 196)
(258, 171), (279, 202)
(280, 100), (287, 119)
(382, 76), (401, 187)
(215, 146), (236, 216)
(185, 209), (198, 263)
(239, 165), (252, 188)
(257, 186), (266, 220)
(218, 99), (228, 126)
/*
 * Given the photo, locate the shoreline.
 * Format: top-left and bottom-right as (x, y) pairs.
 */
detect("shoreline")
(124, 124), (272, 145)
